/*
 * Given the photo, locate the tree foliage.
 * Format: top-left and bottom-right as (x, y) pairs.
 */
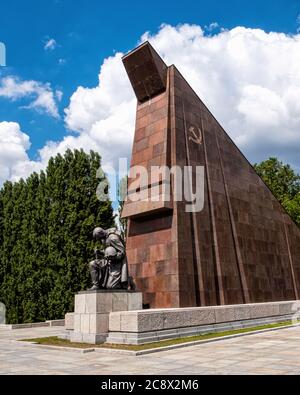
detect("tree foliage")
(254, 157), (300, 227)
(0, 149), (114, 324)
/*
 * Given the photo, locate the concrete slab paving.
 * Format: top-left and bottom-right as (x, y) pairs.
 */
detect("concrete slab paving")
(1, 325), (300, 375)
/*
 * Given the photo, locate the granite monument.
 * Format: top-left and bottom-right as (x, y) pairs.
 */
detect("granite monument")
(121, 42), (300, 309)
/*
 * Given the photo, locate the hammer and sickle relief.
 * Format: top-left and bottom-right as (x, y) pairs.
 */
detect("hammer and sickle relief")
(188, 126), (203, 145)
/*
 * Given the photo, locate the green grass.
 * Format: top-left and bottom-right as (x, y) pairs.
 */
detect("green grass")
(21, 320), (299, 352)
(21, 336), (101, 349)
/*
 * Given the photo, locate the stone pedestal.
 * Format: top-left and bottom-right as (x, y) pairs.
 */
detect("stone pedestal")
(65, 313), (74, 330)
(70, 290), (143, 344)
(107, 300), (300, 345)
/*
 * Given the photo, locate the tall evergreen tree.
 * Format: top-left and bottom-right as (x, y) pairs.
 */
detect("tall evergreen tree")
(0, 149), (114, 324)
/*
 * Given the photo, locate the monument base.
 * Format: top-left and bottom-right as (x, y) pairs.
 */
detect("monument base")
(70, 290), (143, 344)
(107, 300), (300, 345)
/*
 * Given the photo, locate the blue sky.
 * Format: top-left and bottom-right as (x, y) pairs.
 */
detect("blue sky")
(0, 0), (300, 186)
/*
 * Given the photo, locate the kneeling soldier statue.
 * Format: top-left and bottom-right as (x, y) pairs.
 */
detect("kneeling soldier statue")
(88, 227), (134, 291)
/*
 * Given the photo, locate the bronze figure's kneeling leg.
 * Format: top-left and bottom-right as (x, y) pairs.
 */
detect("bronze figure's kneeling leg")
(89, 260), (101, 291)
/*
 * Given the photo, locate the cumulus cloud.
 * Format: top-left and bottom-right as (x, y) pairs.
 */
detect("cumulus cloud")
(2, 23), (300, 187)
(205, 22), (219, 32)
(0, 76), (60, 118)
(44, 38), (57, 51)
(0, 122), (40, 185)
(55, 89), (63, 101)
(62, 24), (300, 172)
(141, 25), (300, 169)
(64, 52), (136, 166)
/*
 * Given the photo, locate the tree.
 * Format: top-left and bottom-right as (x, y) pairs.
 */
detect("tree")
(0, 149), (114, 324)
(254, 157), (300, 227)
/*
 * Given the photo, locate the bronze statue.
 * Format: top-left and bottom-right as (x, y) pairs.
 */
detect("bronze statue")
(88, 227), (133, 291)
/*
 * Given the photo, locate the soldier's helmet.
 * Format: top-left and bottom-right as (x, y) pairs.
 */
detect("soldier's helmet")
(104, 246), (118, 259)
(93, 227), (106, 241)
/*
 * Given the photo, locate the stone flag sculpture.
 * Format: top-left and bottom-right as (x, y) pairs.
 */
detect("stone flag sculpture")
(121, 42), (300, 309)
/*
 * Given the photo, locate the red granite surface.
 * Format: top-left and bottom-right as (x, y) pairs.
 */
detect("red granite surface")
(122, 42), (300, 308)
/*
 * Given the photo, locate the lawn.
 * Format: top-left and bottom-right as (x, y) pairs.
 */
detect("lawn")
(21, 320), (298, 352)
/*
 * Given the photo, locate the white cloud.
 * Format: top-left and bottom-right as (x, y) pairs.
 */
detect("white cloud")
(0, 76), (60, 118)
(64, 52), (135, 166)
(44, 38), (57, 51)
(0, 41), (6, 66)
(2, 23), (300, 187)
(63, 24), (300, 171)
(0, 122), (40, 185)
(55, 89), (63, 101)
(205, 22), (219, 32)
(141, 25), (300, 168)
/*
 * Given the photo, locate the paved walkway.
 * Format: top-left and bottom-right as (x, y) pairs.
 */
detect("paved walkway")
(1, 325), (300, 375)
